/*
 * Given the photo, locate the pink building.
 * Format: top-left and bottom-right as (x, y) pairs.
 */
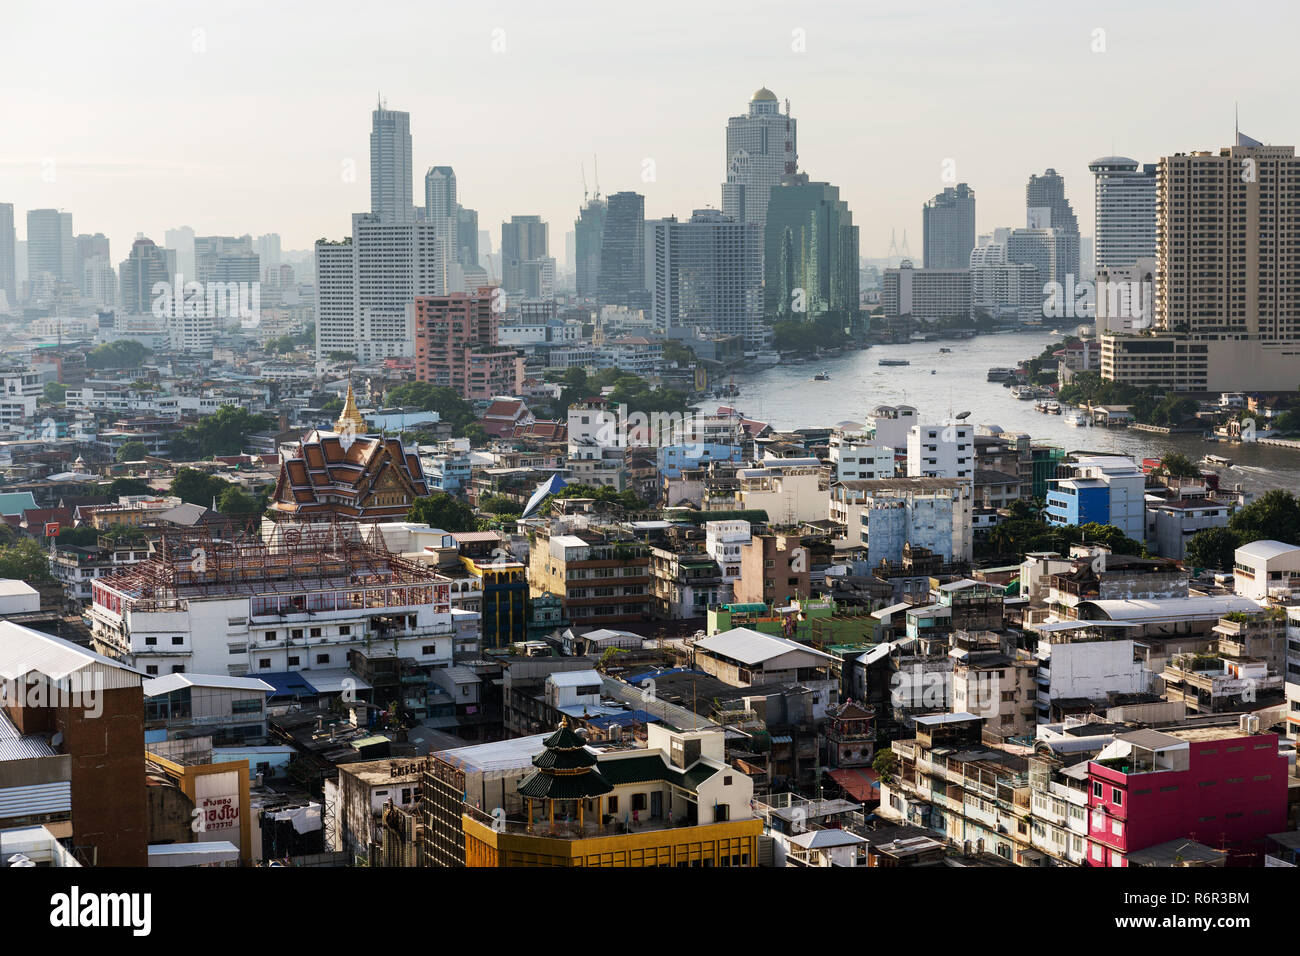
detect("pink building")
(1086, 727), (1288, 867)
(414, 286), (523, 400)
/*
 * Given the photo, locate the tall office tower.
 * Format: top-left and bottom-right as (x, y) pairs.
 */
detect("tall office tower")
(81, 256), (117, 308)
(423, 167), (459, 291)
(500, 215), (548, 296)
(647, 209), (763, 345)
(1025, 169), (1080, 283)
(1005, 227), (1058, 314)
(371, 101), (414, 223)
(574, 196), (607, 300)
(73, 233), (110, 294)
(764, 173), (859, 320)
(922, 184), (976, 270)
(598, 191), (647, 309)
(313, 213), (446, 363)
(1088, 156), (1156, 271)
(456, 207), (479, 268)
(118, 237), (172, 314)
(194, 235), (259, 285)
(970, 235), (1041, 325)
(424, 166), (457, 220)
(165, 226), (196, 279)
(256, 233), (282, 270)
(26, 209), (74, 283)
(0, 203), (15, 307)
(1101, 137), (1300, 391)
(721, 87), (797, 231)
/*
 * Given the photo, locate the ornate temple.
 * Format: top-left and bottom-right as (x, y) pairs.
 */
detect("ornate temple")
(267, 384), (431, 523)
(516, 718), (613, 829)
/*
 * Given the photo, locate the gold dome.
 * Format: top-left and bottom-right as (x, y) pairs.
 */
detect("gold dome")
(752, 86), (777, 102)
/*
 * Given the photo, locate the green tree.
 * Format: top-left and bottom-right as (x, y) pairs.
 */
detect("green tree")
(115, 441), (149, 463)
(1229, 489), (1300, 546)
(384, 382), (478, 436)
(170, 406), (271, 459)
(106, 477), (153, 498)
(407, 494), (478, 533)
(216, 486), (262, 516)
(85, 340), (151, 370)
(1185, 526), (1243, 570)
(171, 468), (231, 507)
(478, 494), (522, 515)
(1157, 453), (1200, 479)
(872, 748), (898, 785)
(0, 539), (54, 583)
(1077, 522), (1147, 557)
(43, 382), (67, 404)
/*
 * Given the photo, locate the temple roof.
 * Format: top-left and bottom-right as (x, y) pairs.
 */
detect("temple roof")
(516, 718), (612, 801)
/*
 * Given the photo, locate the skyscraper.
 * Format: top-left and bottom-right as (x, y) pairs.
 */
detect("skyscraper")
(500, 216), (548, 297)
(314, 213), (446, 362)
(424, 167), (457, 220)
(1102, 138), (1300, 391)
(0, 203), (15, 307)
(721, 87), (797, 231)
(457, 207), (480, 269)
(922, 184), (976, 270)
(598, 191), (646, 309)
(1088, 156), (1156, 271)
(165, 226), (196, 280)
(1025, 169), (1080, 283)
(574, 196), (607, 300)
(647, 209), (763, 345)
(26, 208), (73, 284)
(764, 174), (859, 320)
(119, 237), (171, 314)
(371, 102), (414, 223)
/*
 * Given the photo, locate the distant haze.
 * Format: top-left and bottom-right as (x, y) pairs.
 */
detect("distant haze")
(2, 0), (1295, 263)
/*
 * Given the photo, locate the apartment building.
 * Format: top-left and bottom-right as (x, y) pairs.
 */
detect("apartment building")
(526, 527), (651, 627)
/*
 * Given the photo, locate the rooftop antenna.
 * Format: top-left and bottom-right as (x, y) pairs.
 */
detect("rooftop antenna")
(593, 155), (601, 202)
(580, 163), (588, 205)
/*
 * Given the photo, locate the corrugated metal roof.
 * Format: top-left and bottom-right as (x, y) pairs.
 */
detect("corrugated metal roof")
(694, 627), (838, 666)
(0, 620), (142, 685)
(0, 708), (57, 759)
(143, 673), (275, 696)
(0, 782), (71, 818)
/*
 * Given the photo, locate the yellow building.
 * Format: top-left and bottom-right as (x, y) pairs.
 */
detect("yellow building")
(461, 720), (762, 867)
(146, 741), (253, 864)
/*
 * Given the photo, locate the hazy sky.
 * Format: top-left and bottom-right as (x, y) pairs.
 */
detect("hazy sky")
(4, 0), (1298, 266)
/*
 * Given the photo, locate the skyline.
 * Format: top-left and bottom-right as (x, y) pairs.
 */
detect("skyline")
(3, 0), (1298, 264)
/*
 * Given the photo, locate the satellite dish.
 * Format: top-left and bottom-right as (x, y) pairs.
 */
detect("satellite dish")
(955, 411), (972, 420)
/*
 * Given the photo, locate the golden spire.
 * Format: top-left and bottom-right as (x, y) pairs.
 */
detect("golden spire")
(334, 382), (367, 436)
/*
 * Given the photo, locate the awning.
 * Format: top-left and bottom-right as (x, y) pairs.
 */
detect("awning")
(827, 767), (880, 804)
(148, 841), (240, 867)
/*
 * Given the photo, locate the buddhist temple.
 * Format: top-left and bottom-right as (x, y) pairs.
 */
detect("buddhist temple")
(267, 383), (430, 522)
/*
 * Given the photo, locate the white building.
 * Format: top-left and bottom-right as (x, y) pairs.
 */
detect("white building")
(1088, 157), (1156, 272)
(705, 519), (751, 584)
(314, 213), (447, 363)
(720, 87), (797, 231)
(830, 477), (973, 565)
(882, 260), (971, 323)
(866, 404), (917, 452)
(906, 421), (973, 479)
(828, 433), (895, 481)
(1233, 540), (1300, 602)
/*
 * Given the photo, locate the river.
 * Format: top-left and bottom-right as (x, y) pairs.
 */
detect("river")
(720, 330), (1300, 493)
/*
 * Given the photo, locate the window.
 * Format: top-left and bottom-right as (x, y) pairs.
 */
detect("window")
(1112, 788), (1122, 806)
(259, 659), (271, 669)
(1092, 782), (1103, 798)
(339, 626), (351, 636)
(291, 629), (304, 640)
(145, 665), (158, 675)
(288, 655), (300, 666)
(264, 631), (276, 642)
(422, 645), (437, 655)
(316, 654), (329, 664)
(607, 796), (618, 814)
(310, 628), (322, 638)
(145, 637), (157, 646)
(171, 636), (184, 645)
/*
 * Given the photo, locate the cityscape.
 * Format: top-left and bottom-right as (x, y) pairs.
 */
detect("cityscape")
(1, 0), (1296, 931)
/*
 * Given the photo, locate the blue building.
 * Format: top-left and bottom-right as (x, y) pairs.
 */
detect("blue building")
(656, 443), (741, 479)
(1045, 479), (1110, 527)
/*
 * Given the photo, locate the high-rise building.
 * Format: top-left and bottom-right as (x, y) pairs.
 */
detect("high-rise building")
(0, 203), (15, 307)
(970, 235), (1041, 325)
(165, 225), (196, 279)
(1102, 138), (1300, 391)
(574, 196), (607, 301)
(413, 287), (523, 400)
(314, 213), (446, 362)
(194, 235), (258, 285)
(922, 184), (976, 270)
(501, 215), (548, 297)
(424, 166), (457, 220)
(764, 174), (859, 320)
(598, 191), (646, 309)
(721, 87), (797, 231)
(73, 233), (110, 300)
(371, 101), (414, 223)
(647, 209), (763, 345)
(256, 233), (282, 270)
(26, 208), (73, 284)
(456, 206), (479, 269)
(1025, 169), (1080, 283)
(118, 237), (172, 314)
(1089, 157), (1156, 272)
(881, 261), (971, 324)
